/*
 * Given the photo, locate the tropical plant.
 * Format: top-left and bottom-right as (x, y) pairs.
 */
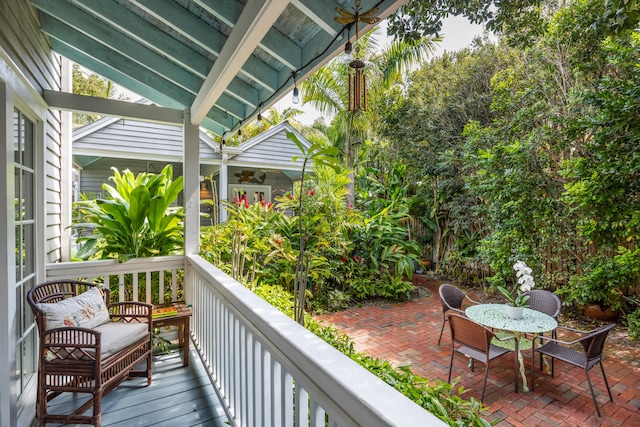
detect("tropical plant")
(72, 165), (184, 261)
(302, 26), (436, 204)
(280, 131), (340, 324)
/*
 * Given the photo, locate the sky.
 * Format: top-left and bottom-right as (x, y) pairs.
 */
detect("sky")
(275, 15), (486, 126)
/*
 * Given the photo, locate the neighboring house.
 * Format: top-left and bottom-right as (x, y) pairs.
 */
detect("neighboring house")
(73, 116), (310, 224)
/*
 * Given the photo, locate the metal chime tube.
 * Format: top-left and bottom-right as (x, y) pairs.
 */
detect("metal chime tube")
(348, 72), (353, 111)
(362, 73), (367, 111)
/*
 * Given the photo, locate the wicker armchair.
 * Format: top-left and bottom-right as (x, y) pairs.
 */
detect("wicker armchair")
(437, 284), (480, 345)
(447, 313), (519, 402)
(522, 289), (562, 371)
(532, 323), (615, 416)
(27, 280), (153, 427)
(523, 290), (562, 323)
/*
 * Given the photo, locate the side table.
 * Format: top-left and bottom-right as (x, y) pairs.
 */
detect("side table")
(152, 301), (192, 367)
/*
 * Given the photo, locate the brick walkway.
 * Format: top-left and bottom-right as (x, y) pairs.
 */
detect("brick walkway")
(315, 275), (640, 426)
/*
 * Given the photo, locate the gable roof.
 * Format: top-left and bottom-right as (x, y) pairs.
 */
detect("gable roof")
(73, 118), (310, 172)
(28, 0), (405, 137)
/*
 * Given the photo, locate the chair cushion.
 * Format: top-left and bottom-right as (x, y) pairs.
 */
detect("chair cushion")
(38, 287), (110, 331)
(94, 322), (149, 358)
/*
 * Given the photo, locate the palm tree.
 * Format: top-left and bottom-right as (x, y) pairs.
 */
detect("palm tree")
(265, 106), (304, 127)
(302, 26), (438, 204)
(240, 106), (305, 141)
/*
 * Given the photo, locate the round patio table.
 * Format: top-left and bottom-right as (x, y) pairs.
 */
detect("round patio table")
(465, 303), (557, 392)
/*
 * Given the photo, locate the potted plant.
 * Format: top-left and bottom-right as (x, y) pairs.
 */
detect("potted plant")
(496, 260), (536, 319)
(558, 249), (639, 321)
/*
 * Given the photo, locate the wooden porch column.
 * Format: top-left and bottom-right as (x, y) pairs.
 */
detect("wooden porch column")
(219, 151), (228, 223)
(183, 109), (200, 257)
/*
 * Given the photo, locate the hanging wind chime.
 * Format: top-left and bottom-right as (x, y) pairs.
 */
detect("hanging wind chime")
(335, 1), (380, 114)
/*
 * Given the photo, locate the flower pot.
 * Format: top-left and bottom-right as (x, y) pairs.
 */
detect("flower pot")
(582, 305), (619, 321)
(505, 305), (523, 320)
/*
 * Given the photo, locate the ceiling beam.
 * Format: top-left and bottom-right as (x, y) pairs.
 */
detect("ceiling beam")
(48, 38), (230, 135)
(44, 90), (184, 124)
(67, 0), (211, 78)
(131, 0), (269, 105)
(290, 0), (340, 37)
(191, 0), (289, 125)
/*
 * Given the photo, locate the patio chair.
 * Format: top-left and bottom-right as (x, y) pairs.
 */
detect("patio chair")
(532, 323), (616, 416)
(447, 313), (519, 402)
(523, 289), (562, 326)
(523, 289), (562, 370)
(437, 284), (480, 345)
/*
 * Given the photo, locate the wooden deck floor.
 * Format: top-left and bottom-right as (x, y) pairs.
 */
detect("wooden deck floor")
(40, 348), (229, 426)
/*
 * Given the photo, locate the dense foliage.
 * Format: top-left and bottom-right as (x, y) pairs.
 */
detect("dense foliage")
(376, 0), (640, 336)
(201, 134), (421, 312)
(387, 0), (639, 43)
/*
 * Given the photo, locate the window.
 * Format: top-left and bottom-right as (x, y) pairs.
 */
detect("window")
(229, 184), (271, 205)
(13, 109), (37, 398)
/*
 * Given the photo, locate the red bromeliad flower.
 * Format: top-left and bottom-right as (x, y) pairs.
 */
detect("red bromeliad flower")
(267, 202), (273, 209)
(342, 256), (347, 263)
(261, 199), (266, 207)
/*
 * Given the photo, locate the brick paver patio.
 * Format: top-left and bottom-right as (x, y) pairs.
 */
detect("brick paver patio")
(316, 275), (640, 426)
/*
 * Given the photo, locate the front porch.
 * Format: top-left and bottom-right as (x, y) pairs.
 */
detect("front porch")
(44, 254), (443, 426)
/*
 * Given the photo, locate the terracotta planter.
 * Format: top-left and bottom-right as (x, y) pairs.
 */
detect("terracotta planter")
(582, 305), (619, 321)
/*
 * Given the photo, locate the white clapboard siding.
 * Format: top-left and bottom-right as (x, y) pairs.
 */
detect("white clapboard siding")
(73, 116), (219, 164)
(1, 1), (64, 426)
(232, 123), (308, 169)
(0, 0), (63, 264)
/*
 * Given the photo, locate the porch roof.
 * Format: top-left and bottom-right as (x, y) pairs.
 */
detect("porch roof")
(27, 0), (404, 136)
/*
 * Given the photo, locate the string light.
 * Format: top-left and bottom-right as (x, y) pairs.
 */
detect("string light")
(227, 1), (384, 135)
(292, 73), (300, 104)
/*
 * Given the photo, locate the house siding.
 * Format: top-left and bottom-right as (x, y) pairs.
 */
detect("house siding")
(233, 129), (306, 168)
(74, 117), (219, 163)
(1, 0), (63, 425)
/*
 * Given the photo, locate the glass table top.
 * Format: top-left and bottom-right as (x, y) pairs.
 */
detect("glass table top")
(465, 303), (557, 333)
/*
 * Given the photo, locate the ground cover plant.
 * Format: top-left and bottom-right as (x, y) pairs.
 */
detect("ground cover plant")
(255, 284), (490, 426)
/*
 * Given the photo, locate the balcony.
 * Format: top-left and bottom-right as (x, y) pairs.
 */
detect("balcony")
(45, 255), (443, 426)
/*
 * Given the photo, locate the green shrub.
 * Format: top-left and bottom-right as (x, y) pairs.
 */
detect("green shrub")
(628, 308), (640, 341)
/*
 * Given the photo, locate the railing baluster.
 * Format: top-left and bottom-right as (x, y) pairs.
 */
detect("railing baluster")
(119, 274), (125, 302)
(145, 270), (152, 303)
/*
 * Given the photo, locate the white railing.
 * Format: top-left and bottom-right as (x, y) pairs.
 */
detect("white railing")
(45, 255), (185, 304)
(186, 255), (443, 427)
(45, 255), (444, 426)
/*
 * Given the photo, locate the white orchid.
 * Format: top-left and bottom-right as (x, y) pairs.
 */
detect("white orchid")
(497, 260), (536, 307)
